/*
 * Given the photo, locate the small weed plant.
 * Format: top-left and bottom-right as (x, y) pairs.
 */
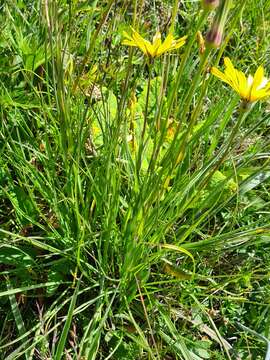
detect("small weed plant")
(0, 0), (270, 359)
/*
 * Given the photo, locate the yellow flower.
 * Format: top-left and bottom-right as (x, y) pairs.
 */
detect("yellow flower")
(122, 27), (187, 58)
(211, 57), (270, 103)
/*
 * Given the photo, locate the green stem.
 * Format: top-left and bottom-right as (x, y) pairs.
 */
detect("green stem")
(73, 0), (114, 92)
(147, 10), (208, 178)
(178, 47), (211, 128)
(169, 0), (180, 33)
(136, 62), (153, 177)
(173, 104), (252, 243)
(191, 104), (251, 200)
(166, 10), (208, 121)
(141, 64), (152, 141)
(153, 47), (211, 197)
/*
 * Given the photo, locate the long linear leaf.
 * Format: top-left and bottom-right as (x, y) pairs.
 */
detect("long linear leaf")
(54, 279), (80, 360)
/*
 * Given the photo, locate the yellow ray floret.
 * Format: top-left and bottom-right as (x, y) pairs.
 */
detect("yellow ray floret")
(211, 57), (270, 103)
(122, 27), (187, 58)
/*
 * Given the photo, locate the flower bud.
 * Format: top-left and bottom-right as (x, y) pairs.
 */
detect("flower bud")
(206, 0), (231, 48)
(196, 31), (206, 54)
(206, 24), (223, 48)
(202, 0), (220, 11)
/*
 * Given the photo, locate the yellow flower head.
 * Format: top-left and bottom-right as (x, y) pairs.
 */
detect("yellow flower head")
(211, 57), (270, 103)
(122, 27), (187, 58)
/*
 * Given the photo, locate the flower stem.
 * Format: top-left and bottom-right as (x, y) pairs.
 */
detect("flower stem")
(136, 62), (153, 177)
(147, 9), (209, 178)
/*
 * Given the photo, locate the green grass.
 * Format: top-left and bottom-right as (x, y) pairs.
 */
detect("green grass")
(0, 0), (270, 359)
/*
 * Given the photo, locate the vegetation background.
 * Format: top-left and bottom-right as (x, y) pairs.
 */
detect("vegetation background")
(0, 0), (270, 359)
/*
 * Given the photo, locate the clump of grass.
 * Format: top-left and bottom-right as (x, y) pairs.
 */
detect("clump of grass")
(0, 0), (270, 359)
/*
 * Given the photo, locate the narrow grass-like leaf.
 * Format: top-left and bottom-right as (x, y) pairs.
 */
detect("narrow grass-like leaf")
(7, 279), (31, 360)
(54, 278), (80, 360)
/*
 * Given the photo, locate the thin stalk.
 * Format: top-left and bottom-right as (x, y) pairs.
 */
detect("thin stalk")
(145, 47), (211, 204)
(169, 0), (180, 33)
(136, 276), (161, 360)
(136, 0), (146, 29)
(142, 67), (152, 141)
(136, 62), (153, 176)
(146, 10), (209, 183)
(154, 56), (170, 132)
(185, 104), (251, 206)
(171, 105), (251, 244)
(173, 47), (211, 165)
(236, 322), (270, 360)
(73, 0), (115, 92)
(166, 10), (208, 121)
(147, 101), (252, 246)
(215, 0), (246, 65)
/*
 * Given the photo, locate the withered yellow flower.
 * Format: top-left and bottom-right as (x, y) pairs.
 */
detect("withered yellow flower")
(211, 57), (270, 103)
(196, 31), (205, 54)
(122, 27), (187, 58)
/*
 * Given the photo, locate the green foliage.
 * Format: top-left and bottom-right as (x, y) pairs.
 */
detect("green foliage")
(0, 0), (270, 359)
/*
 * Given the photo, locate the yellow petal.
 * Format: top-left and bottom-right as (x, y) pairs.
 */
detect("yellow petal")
(122, 39), (137, 47)
(170, 35), (187, 50)
(252, 66), (264, 90)
(224, 57), (236, 74)
(132, 30), (151, 55)
(123, 28), (150, 55)
(146, 43), (155, 57)
(155, 33), (174, 56)
(224, 58), (240, 92)
(212, 57), (270, 103)
(123, 27), (187, 58)
(235, 70), (249, 99)
(152, 31), (162, 56)
(250, 88), (270, 102)
(211, 67), (232, 85)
